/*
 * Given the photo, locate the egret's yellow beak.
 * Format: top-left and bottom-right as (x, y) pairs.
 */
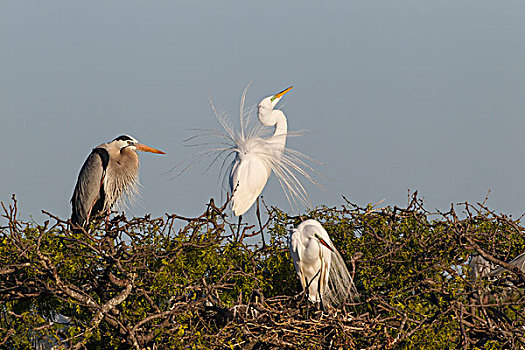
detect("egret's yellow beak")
(135, 143), (166, 154)
(314, 233), (334, 252)
(271, 85), (294, 102)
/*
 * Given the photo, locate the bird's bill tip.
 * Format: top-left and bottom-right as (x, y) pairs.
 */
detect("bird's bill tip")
(271, 85), (293, 101)
(314, 233), (334, 252)
(135, 143), (166, 154)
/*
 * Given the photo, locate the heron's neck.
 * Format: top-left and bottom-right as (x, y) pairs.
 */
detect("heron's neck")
(265, 110), (288, 150)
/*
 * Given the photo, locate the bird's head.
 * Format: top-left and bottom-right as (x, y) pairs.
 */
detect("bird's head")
(258, 86), (293, 118)
(112, 135), (166, 154)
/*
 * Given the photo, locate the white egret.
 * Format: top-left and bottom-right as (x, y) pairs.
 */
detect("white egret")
(289, 219), (356, 309)
(229, 86), (293, 218)
(185, 85), (321, 244)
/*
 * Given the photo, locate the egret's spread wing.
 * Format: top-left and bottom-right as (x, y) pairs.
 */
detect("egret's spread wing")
(71, 148), (108, 227)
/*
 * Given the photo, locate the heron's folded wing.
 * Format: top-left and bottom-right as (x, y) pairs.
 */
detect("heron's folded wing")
(71, 148), (108, 226)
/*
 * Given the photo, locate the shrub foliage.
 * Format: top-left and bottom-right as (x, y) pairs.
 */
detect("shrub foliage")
(1, 194), (525, 349)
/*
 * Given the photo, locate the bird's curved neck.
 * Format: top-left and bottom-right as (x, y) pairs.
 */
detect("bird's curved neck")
(261, 110), (288, 150)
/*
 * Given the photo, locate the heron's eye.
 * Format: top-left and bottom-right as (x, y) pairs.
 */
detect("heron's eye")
(127, 141), (132, 145)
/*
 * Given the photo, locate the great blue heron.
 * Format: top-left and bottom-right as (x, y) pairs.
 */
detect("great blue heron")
(289, 219), (356, 309)
(490, 251), (525, 276)
(468, 254), (496, 281)
(469, 252), (525, 280)
(71, 135), (165, 228)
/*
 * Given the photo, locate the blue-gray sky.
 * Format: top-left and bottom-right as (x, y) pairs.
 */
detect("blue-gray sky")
(2, 1), (525, 222)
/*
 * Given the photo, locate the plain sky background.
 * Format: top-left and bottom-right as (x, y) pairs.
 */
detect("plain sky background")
(2, 1), (525, 223)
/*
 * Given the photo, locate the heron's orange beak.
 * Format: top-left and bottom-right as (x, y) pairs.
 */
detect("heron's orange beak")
(314, 233), (334, 253)
(135, 143), (166, 154)
(271, 85), (293, 102)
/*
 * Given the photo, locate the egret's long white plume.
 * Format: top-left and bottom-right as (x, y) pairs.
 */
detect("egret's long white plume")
(290, 219), (357, 309)
(181, 85), (323, 212)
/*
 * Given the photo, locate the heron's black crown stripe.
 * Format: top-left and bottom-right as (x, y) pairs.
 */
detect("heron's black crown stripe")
(113, 135), (133, 142)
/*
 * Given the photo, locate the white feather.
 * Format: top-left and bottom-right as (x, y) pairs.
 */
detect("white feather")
(289, 219), (356, 308)
(181, 85), (322, 215)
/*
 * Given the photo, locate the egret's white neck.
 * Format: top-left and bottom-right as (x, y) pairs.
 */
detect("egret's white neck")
(259, 110), (287, 151)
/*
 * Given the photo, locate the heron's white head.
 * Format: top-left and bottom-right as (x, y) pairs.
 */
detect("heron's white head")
(112, 135), (166, 154)
(112, 135), (139, 151)
(257, 86), (293, 120)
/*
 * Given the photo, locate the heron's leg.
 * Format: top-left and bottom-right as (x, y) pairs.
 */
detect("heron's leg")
(103, 209), (112, 232)
(236, 215), (242, 241)
(304, 276), (310, 319)
(256, 196), (266, 247)
(318, 277), (325, 312)
(304, 276), (310, 302)
(304, 270), (320, 300)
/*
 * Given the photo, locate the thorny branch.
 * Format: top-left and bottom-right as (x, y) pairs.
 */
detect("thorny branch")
(0, 194), (524, 349)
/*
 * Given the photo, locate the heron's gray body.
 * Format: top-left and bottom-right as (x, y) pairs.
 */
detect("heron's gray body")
(469, 252), (525, 280)
(71, 136), (141, 228)
(490, 252), (525, 277)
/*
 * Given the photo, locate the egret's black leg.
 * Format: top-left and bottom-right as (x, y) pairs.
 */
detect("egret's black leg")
(304, 270), (321, 318)
(236, 215), (242, 240)
(318, 277), (325, 312)
(305, 276), (310, 319)
(256, 196), (266, 247)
